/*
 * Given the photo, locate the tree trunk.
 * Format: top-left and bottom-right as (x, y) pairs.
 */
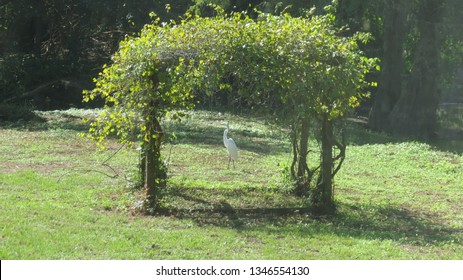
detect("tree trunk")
(311, 114), (335, 215)
(369, 0), (407, 131)
(388, 0), (443, 138)
(293, 116), (311, 196)
(143, 115), (167, 214)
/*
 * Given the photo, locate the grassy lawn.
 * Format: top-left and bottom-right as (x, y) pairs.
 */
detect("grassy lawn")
(0, 109), (462, 259)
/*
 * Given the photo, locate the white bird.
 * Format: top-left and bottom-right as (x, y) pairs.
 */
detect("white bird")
(223, 123), (238, 168)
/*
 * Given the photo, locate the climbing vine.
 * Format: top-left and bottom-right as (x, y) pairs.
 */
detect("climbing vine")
(83, 5), (378, 214)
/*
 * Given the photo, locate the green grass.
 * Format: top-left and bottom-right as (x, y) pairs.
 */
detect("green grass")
(1, 109), (462, 259)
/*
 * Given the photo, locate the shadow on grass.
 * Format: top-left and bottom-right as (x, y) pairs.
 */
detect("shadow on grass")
(157, 187), (462, 247)
(346, 124), (394, 146)
(346, 120), (463, 154)
(0, 112), (90, 132)
(429, 133), (463, 154)
(331, 203), (462, 246)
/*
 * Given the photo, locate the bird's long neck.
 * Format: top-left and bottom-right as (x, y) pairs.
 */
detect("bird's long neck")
(223, 129), (228, 141)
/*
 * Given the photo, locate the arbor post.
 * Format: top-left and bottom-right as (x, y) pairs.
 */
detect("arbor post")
(143, 115), (166, 214)
(312, 114), (336, 215)
(294, 116), (311, 196)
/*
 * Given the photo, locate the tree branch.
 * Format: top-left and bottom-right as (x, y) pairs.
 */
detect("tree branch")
(332, 128), (346, 178)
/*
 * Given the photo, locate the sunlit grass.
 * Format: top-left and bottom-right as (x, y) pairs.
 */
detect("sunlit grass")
(0, 109), (462, 259)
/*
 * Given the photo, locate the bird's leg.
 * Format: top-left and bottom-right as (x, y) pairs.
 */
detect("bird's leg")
(232, 159), (235, 168)
(228, 155), (231, 169)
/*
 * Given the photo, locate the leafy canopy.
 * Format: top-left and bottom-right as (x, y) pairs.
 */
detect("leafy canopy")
(83, 8), (378, 146)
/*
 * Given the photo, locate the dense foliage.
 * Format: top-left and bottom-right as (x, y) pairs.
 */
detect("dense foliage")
(83, 6), (377, 214)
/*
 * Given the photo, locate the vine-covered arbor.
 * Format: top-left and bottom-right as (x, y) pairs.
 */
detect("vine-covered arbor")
(84, 7), (378, 215)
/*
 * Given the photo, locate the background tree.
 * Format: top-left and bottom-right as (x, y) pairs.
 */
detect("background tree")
(368, 0), (408, 131)
(388, 0), (443, 137)
(368, 0), (463, 138)
(0, 0), (191, 112)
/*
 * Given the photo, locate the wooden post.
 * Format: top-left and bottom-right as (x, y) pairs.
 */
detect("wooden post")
(312, 114), (336, 215)
(294, 116), (311, 196)
(143, 115), (166, 214)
